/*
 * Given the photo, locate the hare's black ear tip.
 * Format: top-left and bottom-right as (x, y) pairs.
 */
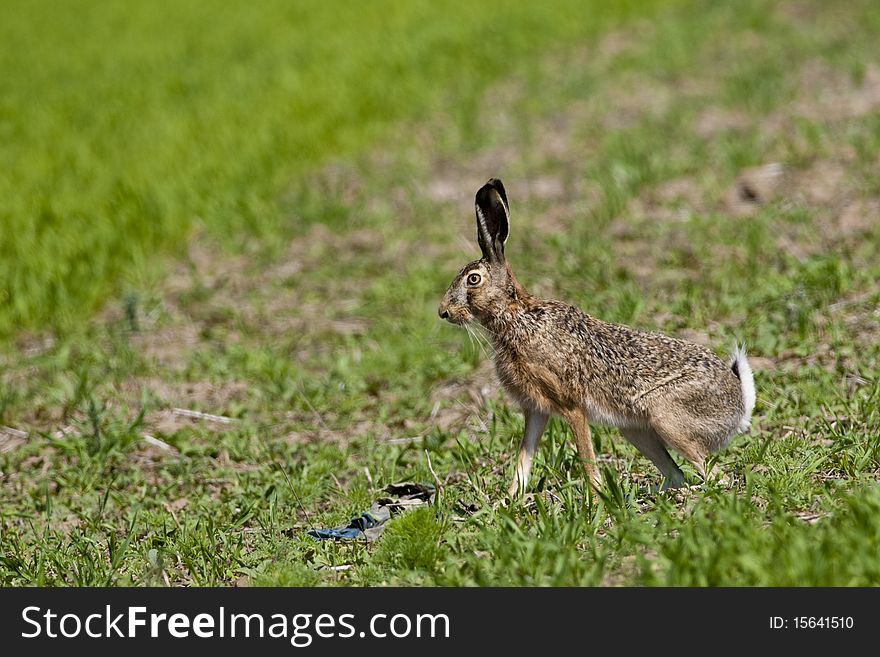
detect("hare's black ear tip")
(477, 177), (508, 206)
(477, 177), (503, 192)
(486, 178), (506, 195)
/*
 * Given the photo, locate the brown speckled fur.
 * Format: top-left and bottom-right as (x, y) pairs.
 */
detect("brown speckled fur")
(439, 179), (755, 495)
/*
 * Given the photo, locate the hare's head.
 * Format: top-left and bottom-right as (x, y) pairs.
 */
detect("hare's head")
(439, 178), (521, 327)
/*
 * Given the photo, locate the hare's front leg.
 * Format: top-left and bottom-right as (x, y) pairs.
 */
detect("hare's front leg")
(563, 407), (602, 491)
(508, 408), (549, 497)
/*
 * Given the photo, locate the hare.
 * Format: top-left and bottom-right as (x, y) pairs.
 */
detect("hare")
(438, 178), (755, 495)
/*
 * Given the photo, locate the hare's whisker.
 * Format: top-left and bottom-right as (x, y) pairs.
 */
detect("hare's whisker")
(466, 324), (492, 361)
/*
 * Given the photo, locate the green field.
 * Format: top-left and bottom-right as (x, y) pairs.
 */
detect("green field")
(2, 0), (879, 586)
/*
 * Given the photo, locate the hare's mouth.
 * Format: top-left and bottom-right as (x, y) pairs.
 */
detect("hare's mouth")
(441, 311), (470, 326)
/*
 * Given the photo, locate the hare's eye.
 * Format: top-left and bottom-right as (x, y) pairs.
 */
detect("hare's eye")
(466, 272), (482, 286)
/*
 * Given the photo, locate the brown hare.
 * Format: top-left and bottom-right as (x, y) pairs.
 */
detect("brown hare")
(438, 178), (755, 495)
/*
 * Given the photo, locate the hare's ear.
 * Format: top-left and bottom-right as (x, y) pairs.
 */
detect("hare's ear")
(475, 178), (509, 263)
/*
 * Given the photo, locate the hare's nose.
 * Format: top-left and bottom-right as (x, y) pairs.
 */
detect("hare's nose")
(439, 307), (450, 320)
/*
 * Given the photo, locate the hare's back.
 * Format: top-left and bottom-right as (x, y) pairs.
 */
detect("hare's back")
(540, 302), (734, 386)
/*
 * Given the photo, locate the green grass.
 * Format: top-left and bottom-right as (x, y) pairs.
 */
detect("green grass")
(0, 0), (662, 337)
(2, 0), (880, 586)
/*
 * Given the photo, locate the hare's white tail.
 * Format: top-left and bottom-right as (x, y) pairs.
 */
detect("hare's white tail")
(730, 344), (755, 432)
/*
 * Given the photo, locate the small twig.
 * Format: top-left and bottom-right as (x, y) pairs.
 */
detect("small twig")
(0, 426), (28, 439)
(387, 435), (424, 445)
(171, 408), (237, 424)
(425, 449), (442, 505)
(363, 466), (373, 488)
(330, 473), (346, 494)
(141, 434), (176, 452)
(167, 507), (182, 531)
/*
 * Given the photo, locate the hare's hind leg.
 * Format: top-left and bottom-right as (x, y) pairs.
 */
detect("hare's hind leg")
(562, 407), (602, 491)
(650, 422), (710, 480)
(508, 408), (550, 497)
(649, 386), (740, 482)
(619, 427), (686, 490)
